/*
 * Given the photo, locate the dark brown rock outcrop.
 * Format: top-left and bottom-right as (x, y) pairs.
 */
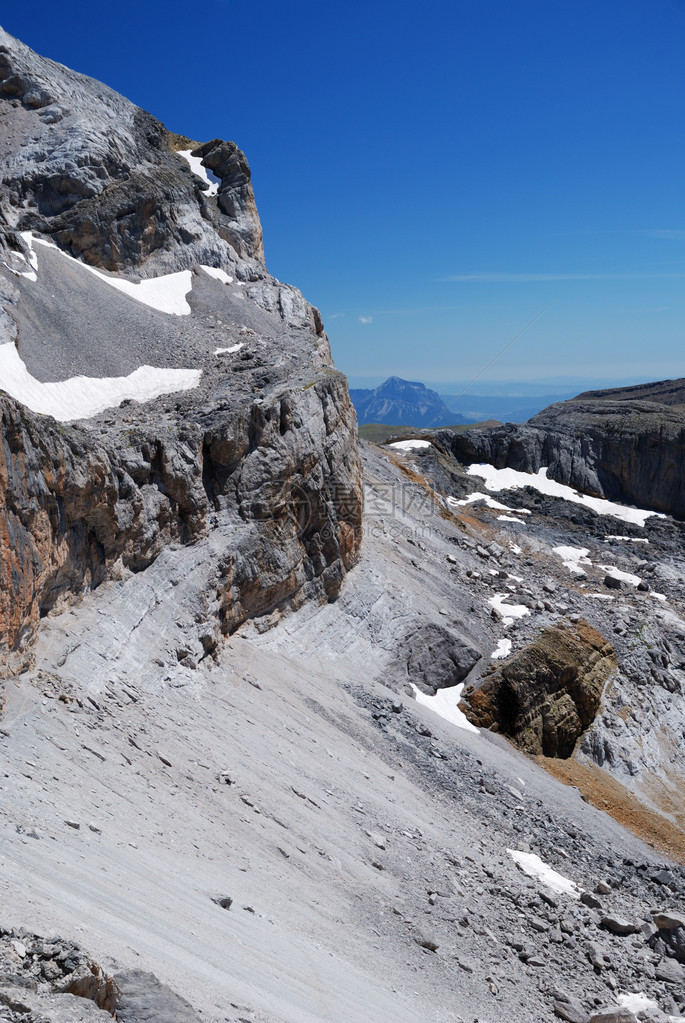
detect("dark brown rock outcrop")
(460, 619), (616, 757)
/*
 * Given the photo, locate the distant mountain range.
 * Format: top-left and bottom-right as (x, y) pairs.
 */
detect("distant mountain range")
(349, 377), (465, 427)
(350, 376), (576, 428)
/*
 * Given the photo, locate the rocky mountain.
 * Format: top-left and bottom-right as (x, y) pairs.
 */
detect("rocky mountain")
(1, 26), (685, 1023)
(350, 375), (466, 427)
(438, 379), (685, 519)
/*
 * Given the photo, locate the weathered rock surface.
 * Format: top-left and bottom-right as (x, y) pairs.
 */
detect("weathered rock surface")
(0, 26), (362, 674)
(437, 383), (685, 519)
(0, 27), (262, 274)
(460, 619), (617, 756)
(392, 620), (482, 695)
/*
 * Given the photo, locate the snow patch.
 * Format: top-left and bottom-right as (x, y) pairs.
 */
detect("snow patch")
(22, 233), (194, 315)
(650, 592), (668, 602)
(598, 565), (642, 586)
(0, 342), (200, 422)
(411, 683), (480, 734)
(508, 849), (582, 899)
(497, 514), (527, 524)
(18, 231), (38, 280)
(588, 593), (615, 601)
(488, 593), (530, 627)
(491, 639), (512, 659)
(389, 439), (432, 451)
(553, 546), (592, 576)
(178, 150), (221, 196)
(448, 492), (531, 514)
(617, 992), (660, 1014)
(605, 535), (649, 543)
(467, 463), (663, 526)
(214, 344), (244, 356)
(200, 265), (233, 285)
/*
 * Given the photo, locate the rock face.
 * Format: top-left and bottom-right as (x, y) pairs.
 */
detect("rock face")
(437, 382), (685, 519)
(0, 27), (263, 273)
(0, 26), (363, 673)
(350, 376), (465, 427)
(394, 620), (482, 694)
(460, 620), (617, 757)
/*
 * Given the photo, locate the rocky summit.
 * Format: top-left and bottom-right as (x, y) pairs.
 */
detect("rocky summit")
(350, 375), (466, 427)
(1, 26), (685, 1023)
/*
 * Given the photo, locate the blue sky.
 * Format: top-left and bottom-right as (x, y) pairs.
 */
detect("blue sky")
(5, 1), (685, 389)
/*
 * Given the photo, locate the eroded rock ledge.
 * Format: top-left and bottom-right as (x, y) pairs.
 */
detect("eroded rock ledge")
(0, 374), (362, 672)
(460, 619), (617, 757)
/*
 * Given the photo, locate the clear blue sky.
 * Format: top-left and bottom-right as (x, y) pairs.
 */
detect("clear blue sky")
(5, 1), (685, 390)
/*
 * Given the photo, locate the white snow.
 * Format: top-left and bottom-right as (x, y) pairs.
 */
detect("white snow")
(448, 492), (531, 514)
(617, 992), (660, 1014)
(605, 535), (649, 543)
(497, 514), (527, 524)
(491, 639), (512, 659)
(178, 150), (221, 196)
(0, 342), (200, 421)
(553, 546), (592, 576)
(598, 564), (642, 586)
(466, 463), (663, 526)
(588, 593), (615, 600)
(507, 849), (582, 899)
(488, 593), (530, 627)
(22, 233), (194, 315)
(214, 344), (244, 356)
(650, 592), (668, 602)
(511, 543), (522, 555)
(389, 439), (432, 451)
(18, 231), (38, 280)
(411, 683), (480, 734)
(201, 265), (233, 285)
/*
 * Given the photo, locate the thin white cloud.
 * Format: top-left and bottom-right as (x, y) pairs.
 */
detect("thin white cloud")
(358, 315), (373, 323)
(643, 229), (685, 240)
(441, 271), (685, 283)
(327, 312), (345, 319)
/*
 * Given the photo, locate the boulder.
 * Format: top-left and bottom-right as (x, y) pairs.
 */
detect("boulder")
(460, 619), (616, 757)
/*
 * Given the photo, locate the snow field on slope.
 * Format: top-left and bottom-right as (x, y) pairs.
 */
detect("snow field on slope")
(411, 683), (480, 734)
(467, 464), (663, 526)
(488, 593), (530, 627)
(0, 343), (200, 421)
(448, 492), (532, 515)
(507, 849), (582, 899)
(553, 546), (592, 575)
(21, 233), (236, 316)
(389, 439), (432, 451)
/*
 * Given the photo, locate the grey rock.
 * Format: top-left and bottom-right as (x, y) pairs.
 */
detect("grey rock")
(600, 915), (640, 936)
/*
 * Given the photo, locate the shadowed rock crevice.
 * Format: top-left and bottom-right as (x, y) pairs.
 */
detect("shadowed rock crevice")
(460, 620), (617, 757)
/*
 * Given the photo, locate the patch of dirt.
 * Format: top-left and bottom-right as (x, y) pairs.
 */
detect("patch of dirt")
(539, 755), (685, 864)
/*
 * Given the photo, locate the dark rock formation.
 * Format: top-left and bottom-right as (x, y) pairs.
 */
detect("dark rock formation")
(384, 620), (482, 696)
(397, 621), (482, 694)
(460, 619), (617, 757)
(437, 387), (685, 519)
(350, 376), (466, 428)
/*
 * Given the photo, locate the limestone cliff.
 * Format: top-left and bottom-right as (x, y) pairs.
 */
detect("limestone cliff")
(437, 383), (685, 520)
(0, 26), (363, 673)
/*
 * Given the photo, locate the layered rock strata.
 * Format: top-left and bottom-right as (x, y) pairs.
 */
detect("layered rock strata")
(437, 385), (685, 519)
(460, 619), (617, 757)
